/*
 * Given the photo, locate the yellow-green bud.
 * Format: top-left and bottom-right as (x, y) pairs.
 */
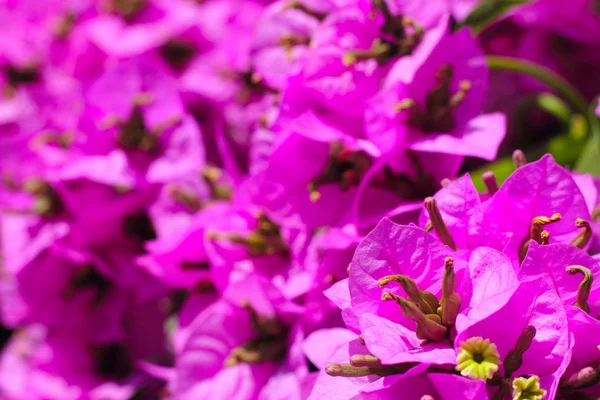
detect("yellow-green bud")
(456, 337), (501, 380)
(512, 375), (546, 400)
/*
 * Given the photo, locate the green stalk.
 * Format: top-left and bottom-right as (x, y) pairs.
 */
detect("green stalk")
(486, 56), (588, 115)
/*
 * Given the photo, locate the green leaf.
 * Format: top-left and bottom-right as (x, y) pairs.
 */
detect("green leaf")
(575, 135), (600, 175)
(574, 101), (600, 175)
(536, 93), (571, 124)
(471, 157), (515, 193)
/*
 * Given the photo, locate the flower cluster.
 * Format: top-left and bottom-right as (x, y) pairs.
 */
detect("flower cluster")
(313, 154), (600, 399)
(0, 0), (598, 399)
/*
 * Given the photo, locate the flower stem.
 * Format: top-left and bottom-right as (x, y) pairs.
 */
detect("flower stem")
(486, 56), (588, 115)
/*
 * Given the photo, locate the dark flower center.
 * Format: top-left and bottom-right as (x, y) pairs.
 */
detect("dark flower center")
(236, 71), (278, 104)
(208, 213), (288, 257)
(117, 105), (160, 152)
(111, 0), (147, 21)
(344, 1), (423, 66)
(31, 131), (74, 149)
(374, 163), (436, 201)
(395, 64), (471, 133)
(23, 179), (64, 217)
(308, 142), (372, 201)
(180, 261), (210, 270)
(94, 342), (134, 380)
(224, 305), (288, 366)
(202, 167), (233, 201)
(53, 13), (76, 40)
(123, 210), (157, 244)
(64, 265), (112, 306)
(4, 65), (40, 88)
(159, 39), (197, 71)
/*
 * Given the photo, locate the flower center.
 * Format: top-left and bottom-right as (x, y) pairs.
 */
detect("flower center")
(166, 184), (203, 212)
(208, 213), (288, 257)
(64, 265), (112, 307)
(202, 167), (233, 201)
(22, 178), (63, 216)
(53, 13), (76, 40)
(371, 154), (437, 200)
(117, 105), (159, 152)
(110, 0), (147, 21)
(512, 376), (546, 400)
(93, 342), (133, 380)
(456, 337), (501, 380)
(308, 142), (372, 202)
(277, 33), (311, 56)
(31, 131), (74, 149)
(235, 71), (278, 104)
(343, 1), (423, 66)
(123, 210), (157, 244)
(380, 258), (460, 341)
(224, 304), (288, 367)
(395, 64), (472, 133)
(3, 65), (40, 96)
(159, 39), (197, 71)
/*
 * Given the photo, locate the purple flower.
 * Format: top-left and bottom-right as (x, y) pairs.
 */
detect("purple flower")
(253, 111), (381, 229)
(278, 0), (449, 120)
(250, 0), (326, 92)
(314, 216), (573, 399)
(172, 297), (302, 400)
(0, 319), (163, 399)
(419, 154), (593, 264)
(76, 57), (205, 184)
(365, 28), (505, 178)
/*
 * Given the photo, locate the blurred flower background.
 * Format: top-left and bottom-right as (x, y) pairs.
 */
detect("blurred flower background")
(0, 0), (598, 399)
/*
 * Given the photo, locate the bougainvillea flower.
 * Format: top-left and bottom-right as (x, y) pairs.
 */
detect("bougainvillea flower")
(254, 111), (379, 229)
(278, 0), (450, 120)
(250, 0), (326, 92)
(297, 227), (360, 328)
(420, 154), (593, 264)
(172, 297), (304, 400)
(319, 216), (572, 399)
(454, 278), (570, 399)
(77, 57), (205, 183)
(180, 0), (266, 104)
(447, 0), (480, 21)
(254, 111), (424, 231)
(365, 28), (505, 177)
(137, 202), (231, 290)
(0, 299), (165, 400)
(147, 166), (233, 239)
